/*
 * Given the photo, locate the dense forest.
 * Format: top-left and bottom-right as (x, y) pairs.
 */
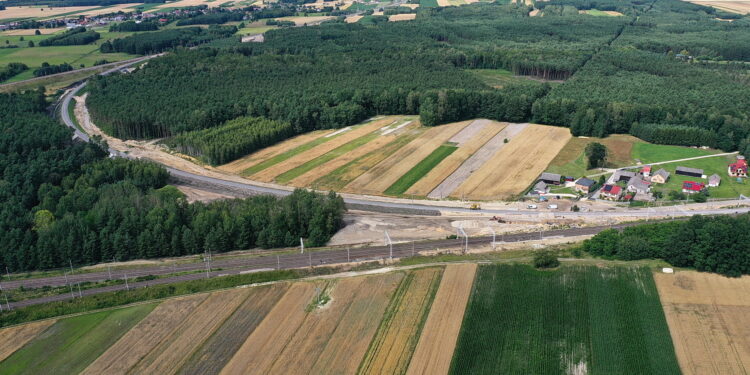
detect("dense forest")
(85, 0), (750, 163)
(176, 11), (245, 26)
(583, 214), (750, 277)
(0, 92), (346, 272)
(38, 27), (100, 46)
(99, 26), (237, 55)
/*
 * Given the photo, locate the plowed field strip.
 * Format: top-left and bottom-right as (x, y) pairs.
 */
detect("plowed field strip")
(0, 320), (56, 362)
(448, 119), (490, 146)
(219, 130), (333, 174)
(406, 122), (505, 196)
(130, 289), (250, 375)
(219, 282), (318, 375)
(358, 268), (444, 375)
(345, 121), (471, 195)
(251, 118), (395, 182)
(406, 264), (476, 375)
(177, 284), (290, 375)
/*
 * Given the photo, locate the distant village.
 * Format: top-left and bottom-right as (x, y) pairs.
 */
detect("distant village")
(532, 155), (748, 203)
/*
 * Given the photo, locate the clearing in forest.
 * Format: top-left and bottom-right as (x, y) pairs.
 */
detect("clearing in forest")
(654, 271), (750, 375)
(250, 118), (394, 182)
(451, 124), (570, 199)
(406, 263), (476, 375)
(389, 14), (417, 21)
(359, 267), (444, 375)
(449, 265), (680, 375)
(0, 320), (56, 362)
(345, 121), (471, 195)
(0, 303), (155, 375)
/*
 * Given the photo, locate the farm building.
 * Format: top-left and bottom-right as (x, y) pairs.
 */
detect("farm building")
(641, 165), (651, 177)
(575, 178), (596, 193)
(532, 181), (548, 195)
(682, 181), (706, 194)
(728, 156), (747, 177)
(600, 184), (622, 200)
(538, 172), (562, 185)
(627, 178), (651, 194)
(676, 166), (704, 178)
(612, 170), (636, 182)
(709, 174), (721, 187)
(650, 168), (670, 184)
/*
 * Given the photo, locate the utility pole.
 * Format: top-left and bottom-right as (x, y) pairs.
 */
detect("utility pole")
(384, 231), (393, 261)
(412, 241), (415, 257)
(4, 295), (8, 311)
(65, 271), (74, 299)
(77, 282), (82, 298)
(309, 252), (312, 268)
(458, 225), (468, 254)
(488, 226), (496, 249)
(124, 274), (129, 290)
(107, 264), (112, 280)
(347, 247), (350, 263)
(300, 238), (305, 254)
(277, 255), (280, 270)
(5, 267), (9, 282)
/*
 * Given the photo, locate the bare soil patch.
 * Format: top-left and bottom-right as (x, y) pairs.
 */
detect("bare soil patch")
(0, 320), (55, 362)
(654, 271), (750, 375)
(176, 185), (234, 203)
(406, 263), (477, 375)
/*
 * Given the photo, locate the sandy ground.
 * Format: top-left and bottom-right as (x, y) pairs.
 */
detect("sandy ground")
(0, 6), (96, 20)
(655, 271), (750, 375)
(176, 185), (234, 203)
(406, 263), (476, 375)
(0, 320), (55, 362)
(428, 123), (527, 199)
(690, 0), (750, 13)
(406, 121), (504, 196)
(1, 27), (65, 35)
(389, 13), (417, 21)
(345, 15), (363, 23)
(452, 124), (571, 200)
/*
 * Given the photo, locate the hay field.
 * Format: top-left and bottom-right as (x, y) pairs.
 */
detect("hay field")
(345, 15), (364, 23)
(389, 13), (417, 21)
(359, 268), (443, 375)
(655, 271), (750, 375)
(405, 120), (504, 196)
(1, 28), (65, 36)
(0, 6), (96, 20)
(451, 124), (571, 199)
(275, 15), (336, 25)
(218, 129), (333, 174)
(406, 264), (476, 375)
(0, 320), (55, 362)
(691, 0), (750, 13)
(75, 3), (143, 16)
(345, 121), (471, 195)
(251, 118), (391, 182)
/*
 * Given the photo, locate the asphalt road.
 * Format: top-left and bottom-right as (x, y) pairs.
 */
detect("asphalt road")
(5, 221), (640, 309)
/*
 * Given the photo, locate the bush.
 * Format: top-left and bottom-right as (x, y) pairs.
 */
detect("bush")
(533, 250), (560, 269)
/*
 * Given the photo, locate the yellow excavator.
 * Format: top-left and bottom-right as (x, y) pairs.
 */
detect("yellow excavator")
(469, 203), (481, 210)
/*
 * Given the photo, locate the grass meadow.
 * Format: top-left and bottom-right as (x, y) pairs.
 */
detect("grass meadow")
(385, 144), (457, 195)
(449, 265), (681, 375)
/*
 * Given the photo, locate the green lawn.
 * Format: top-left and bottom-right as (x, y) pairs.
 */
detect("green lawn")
(450, 265), (680, 375)
(631, 143), (720, 164)
(385, 144), (457, 195)
(581, 9), (622, 16)
(0, 303), (155, 374)
(420, 0), (439, 7)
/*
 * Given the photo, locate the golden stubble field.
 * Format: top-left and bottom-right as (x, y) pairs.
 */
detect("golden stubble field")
(654, 271), (750, 375)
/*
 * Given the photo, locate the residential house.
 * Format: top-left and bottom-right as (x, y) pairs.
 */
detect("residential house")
(709, 174), (721, 187)
(627, 178), (651, 194)
(676, 166), (705, 178)
(575, 178), (596, 194)
(650, 168), (670, 184)
(641, 165), (652, 177)
(532, 181), (548, 195)
(600, 184), (622, 200)
(682, 181), (706, 194)
(538, 172), (562, 185)
(612, 170), (636, 183)
(728, 156), (748, 177)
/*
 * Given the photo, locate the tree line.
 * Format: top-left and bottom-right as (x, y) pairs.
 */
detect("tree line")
(0, 63), (27, 82)
(38, 27), (100, 46)
(33, 62), (73, 77)
(99, 26), (237, 55)
(176, 11), (245, 26)
(583, 214), (750, 277)
(0, 91), (346, 272)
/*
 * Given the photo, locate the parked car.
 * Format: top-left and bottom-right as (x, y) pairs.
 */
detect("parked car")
(548, 204), (558, 209)
(527, 204), (537, 209)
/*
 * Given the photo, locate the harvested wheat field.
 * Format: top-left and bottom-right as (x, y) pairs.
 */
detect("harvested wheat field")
(178, 283), (289, 375)
(406, 263), (477, 375)
(218, 129), (333, 174)
(0, 319), (55, 362)
(452, 124), (571, 200)
(345, 121), (471, 195)
(250, 118), (392, 183)
(345, 15), (364, 23)
(389, 13), (417, 21)
(1, 28), (65, 36)
(81, 294), (208, 375)
(289, 121), (419, 188)
(277, 16), (336, 25)
(149, 0), (233, 11)
(655, 271), (750, 375)
(406, 120), (505, 197)
(220, 282), (320, 375)
(359, 267), (444, 375)
(130, 289), (250, 375)
(0, 6), (96, 20)
(691, 0), (750, 13)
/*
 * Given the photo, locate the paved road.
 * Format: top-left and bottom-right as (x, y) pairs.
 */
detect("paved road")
(0, 56), (151, 90)
(5, 221), (646, 309)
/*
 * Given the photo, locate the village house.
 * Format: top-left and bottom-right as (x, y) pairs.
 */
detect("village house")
(538, 172), (562, 185)
(612, 170), (636, 183)
(709, 174), (721, 187)
(532, 181), (548, 195)
(650, 168), (670, 184)
(728, 156), (748, 177)
(600, 184), (622, 200)
(627, 178), (651, 194)
(676, 166), (705, 179)
(641, 165), (652, 177)
(682, 181), (706, 194)
(575, 178), (596, 194)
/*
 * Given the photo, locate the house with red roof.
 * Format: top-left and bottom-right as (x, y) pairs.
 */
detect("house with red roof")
(728, 156), (747, 177)
(641, 165), (651, 177)
(600, 184), (622, 200)
(682, 181), (705, 194)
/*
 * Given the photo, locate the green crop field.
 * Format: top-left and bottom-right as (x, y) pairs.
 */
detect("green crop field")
(0, 303), (155, 374)
(420, 0), (439, 7)
(385, 144), (457, 195)
(449, 265), (680, 375)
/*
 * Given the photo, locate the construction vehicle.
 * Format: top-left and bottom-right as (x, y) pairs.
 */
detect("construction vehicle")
(469, 203), (481, 210)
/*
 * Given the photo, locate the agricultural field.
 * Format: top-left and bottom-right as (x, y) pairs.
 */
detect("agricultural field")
(450, 265), (681, 374)
(546, 134), (643, 177)
(689, 0), (750, 13)
(654, 271), (750, 375)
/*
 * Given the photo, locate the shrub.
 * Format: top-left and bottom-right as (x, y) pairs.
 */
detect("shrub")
(533, 250), (560, 269)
